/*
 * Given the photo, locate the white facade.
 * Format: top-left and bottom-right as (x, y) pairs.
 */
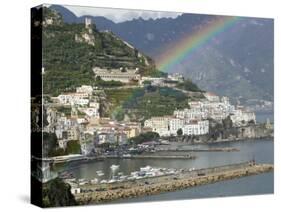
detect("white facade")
(144, 116), (171, 136)
(144, 116), (209, 137)
(93, 67), (141, 83)
(167, 73), (184, 82)
(85, 17), (91, 28)
(57, 92), (89, 106)
(97, 132), (116, 144)
(230, 110), (256, 126)
(71, 187), (81, 195)
(76, 85), (93, 95)
(174, 108), (207, 120)
(169, 118), (185, 135)
(140, 77), (165, 86)
(183, 120), (209, 136)
(204, 92), (220, 102)
(83, 107), (100, 118)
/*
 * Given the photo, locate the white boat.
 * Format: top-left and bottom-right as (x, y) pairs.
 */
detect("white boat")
(140, 166), (152, 172)
(96, 170), (105, 176)
(119, 175), (128, 180)
(110, 164), (120, 170)
(131, 171), (139, 177)
(108, 179), (117, 183)
(91, 178), (99, 184)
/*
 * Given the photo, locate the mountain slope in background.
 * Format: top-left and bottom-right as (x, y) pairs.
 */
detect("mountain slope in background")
(50, 5), (274, 103)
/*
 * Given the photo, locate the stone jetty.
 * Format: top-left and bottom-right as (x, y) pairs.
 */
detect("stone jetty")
(74, 162), (273, 204)
(106, 154), (196, 159)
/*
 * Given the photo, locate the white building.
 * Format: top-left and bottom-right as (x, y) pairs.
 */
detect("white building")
(204, 92), (220, 102)
(140, 76), (166, 86)
(230, 109), (256, 126)
(169, 118), (185, 135)
(144, 116), (209, 136)
(183, 120), (209, 136)
(70, 187), (81, 195)
(97, 132), (116, 144)
(144, 116), (171, 136)
(174, 108), (207, 120)
(78, 102), (100, 119)
(85, 17), (91, 29)
(76, 85), (93, 95)
(82, 107), (100, 118)
(57, 92), (89, 106)
(93, 67), (141, 83)
(167, 73), (184, 82)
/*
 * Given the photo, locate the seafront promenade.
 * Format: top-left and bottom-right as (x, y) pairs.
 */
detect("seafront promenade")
(74, 161), (273, 204)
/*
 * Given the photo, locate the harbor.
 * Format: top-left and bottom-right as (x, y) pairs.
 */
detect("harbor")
(72, 161), (273, 204)
(53, 138), (274, 204)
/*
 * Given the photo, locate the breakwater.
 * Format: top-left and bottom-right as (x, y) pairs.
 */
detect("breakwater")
(106, 154), (196, 160)
(74, 162), (273, 204)
(156, 147), (239, 152)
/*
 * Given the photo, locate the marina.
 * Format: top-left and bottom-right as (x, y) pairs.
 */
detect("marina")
(54, 138), (274, 203)
(72, 161), (273, 204)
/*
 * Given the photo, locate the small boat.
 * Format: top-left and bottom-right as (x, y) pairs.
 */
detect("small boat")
(119, 175), (128, 180)
(108, 179), (117, 183)
(110, 164), (120, 170)
(96, 170), (104, 176)
(140, 166), (152, 172)
(91, 178), (99, 184)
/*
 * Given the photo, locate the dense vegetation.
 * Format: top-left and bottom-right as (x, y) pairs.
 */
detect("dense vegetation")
(129, 132), (160, 144)
(176, 79), (203, 92)
(42, 178), (77, 207)
(43, 132), (81, 157)
(104, 86), (199, 122)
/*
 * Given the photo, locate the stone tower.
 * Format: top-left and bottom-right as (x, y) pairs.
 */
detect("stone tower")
(85, 17), (91, 29)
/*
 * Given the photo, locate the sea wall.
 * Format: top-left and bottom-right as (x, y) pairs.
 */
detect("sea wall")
(75, 163), (273, 204)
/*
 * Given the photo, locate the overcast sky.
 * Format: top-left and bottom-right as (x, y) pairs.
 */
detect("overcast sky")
(64, 5), (182, 23)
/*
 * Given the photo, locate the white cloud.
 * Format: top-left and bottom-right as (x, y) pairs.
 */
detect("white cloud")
(64, 5), (181, 23)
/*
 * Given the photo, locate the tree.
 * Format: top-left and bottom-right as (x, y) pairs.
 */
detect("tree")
(42, 132), (58, 157)
(248, 119), (255, 125)
(222, 115), (233, 129)
(177, 128), (183, 136)
(42, 178), (77, 207)
(96, 75), (101, 81)
(176, 79), (202, 92)
(129, 132), (160, 144)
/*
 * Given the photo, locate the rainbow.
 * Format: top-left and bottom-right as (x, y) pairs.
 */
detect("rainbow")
(156, 16), (241, 72)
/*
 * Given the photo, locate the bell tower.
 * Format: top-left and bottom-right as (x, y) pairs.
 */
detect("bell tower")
(85, 17), (91, 29)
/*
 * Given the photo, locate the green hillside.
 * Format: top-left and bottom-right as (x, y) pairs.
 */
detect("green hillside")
(42, 7), (157, 95)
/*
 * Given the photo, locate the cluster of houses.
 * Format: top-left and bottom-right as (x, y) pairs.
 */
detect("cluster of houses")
(43, 80), (256, 156)
(144, 92), (256, 137)
(44, 85), (142, 156)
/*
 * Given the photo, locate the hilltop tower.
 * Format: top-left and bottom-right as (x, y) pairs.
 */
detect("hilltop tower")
(85, 17), (92, 29)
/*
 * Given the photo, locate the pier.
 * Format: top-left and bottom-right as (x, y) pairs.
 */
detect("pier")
(106, 154), (196, 160)
(156, 147), (239, 152)
(73, 161), (273, 204)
